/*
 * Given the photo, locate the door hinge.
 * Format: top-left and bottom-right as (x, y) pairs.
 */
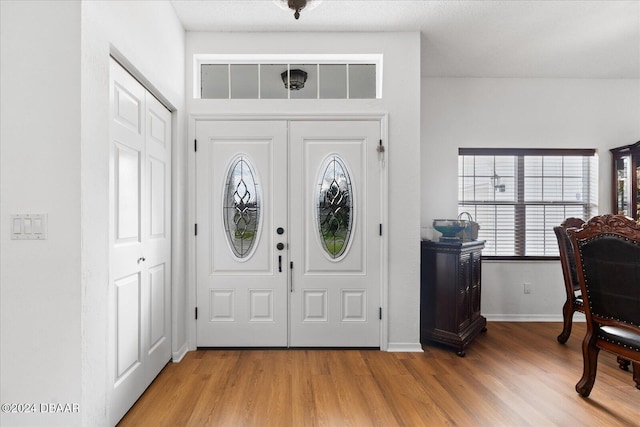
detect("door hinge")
(195, 307), (198, 320)
(195, 223), (198, 236)
(377, 139), (385, 154)
(379, 307), (382, 320)
(194, 139), (197, 152)
(379, 223), (383, 236)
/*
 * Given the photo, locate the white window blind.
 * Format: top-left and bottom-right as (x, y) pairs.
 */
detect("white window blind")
(458, 148), (598, 258)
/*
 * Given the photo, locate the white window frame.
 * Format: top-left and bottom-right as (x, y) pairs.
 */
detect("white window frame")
(193, 54), (383, 99)
(458, 148), (598, 259)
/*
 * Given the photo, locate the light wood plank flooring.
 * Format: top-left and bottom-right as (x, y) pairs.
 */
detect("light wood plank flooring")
(118, 323), (639, 426)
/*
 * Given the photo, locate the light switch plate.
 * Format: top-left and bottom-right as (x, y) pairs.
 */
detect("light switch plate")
(11, 214), (47, 240)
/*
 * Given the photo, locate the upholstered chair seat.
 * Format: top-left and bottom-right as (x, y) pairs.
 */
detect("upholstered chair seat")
(599, 326), (640, 353)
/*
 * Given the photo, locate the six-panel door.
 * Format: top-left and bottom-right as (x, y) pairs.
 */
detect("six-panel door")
(109, 59), (172, 424)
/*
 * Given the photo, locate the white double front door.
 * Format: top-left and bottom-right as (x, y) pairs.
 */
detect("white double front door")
(196, 120), (382, 347)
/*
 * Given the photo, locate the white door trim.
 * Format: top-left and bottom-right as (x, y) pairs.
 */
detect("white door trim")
(110, 49), (176, 112)
(187, 113), (389, 351)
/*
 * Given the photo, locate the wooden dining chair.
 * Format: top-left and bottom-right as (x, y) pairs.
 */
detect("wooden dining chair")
(567, 214), (640, 397)
(553, 217), (586, 343)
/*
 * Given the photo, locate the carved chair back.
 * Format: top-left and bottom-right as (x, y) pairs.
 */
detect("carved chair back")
(554, 217), (586, 295)
(567, 215), (640, 329)
(567, 215), (640, 396)
(554, 217), (588, 343)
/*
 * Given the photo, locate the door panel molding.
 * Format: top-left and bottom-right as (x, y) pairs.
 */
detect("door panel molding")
(302, 139), (366, 274)
(209, 140), (273, 274)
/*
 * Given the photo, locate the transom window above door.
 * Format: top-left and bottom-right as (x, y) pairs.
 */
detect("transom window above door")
(194, 54), (382, 99)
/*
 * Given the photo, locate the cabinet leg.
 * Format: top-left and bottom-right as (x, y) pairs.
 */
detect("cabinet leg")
(481, 326), (488, 333)
(456, 349), (466, 357)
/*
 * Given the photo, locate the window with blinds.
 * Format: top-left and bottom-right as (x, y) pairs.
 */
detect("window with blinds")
(458, 148), (598, 258)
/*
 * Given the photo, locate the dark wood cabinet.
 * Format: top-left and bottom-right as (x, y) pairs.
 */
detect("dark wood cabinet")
(611, 141), (640, 221)
(420, 240), (486, 356)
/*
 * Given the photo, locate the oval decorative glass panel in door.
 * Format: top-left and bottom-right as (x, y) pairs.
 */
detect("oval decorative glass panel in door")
(223, 156), (261, 258)
(316, 155), (354, 259)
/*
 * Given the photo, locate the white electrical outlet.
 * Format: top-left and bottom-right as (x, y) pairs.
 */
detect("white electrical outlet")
(523, 282), (532, 294)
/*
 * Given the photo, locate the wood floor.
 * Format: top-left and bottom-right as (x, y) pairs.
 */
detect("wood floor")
(118, 323), (640, 426)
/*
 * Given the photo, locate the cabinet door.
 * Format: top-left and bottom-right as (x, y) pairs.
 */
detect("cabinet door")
(614, 154), (631, 216)
(457, 254), (472, 330)
(611, 145), (640, 221)
(470, 251), (482, 320)
(634, 154), (639, 220)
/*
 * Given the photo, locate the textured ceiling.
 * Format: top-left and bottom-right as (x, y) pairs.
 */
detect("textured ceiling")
(170, 0), (640, 78)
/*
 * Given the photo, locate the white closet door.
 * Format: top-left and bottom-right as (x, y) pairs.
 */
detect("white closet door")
(109, 58), (172, 424)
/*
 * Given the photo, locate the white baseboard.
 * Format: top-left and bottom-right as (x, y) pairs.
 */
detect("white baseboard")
(386, 342), (424, 352)
(485, 314), (585, 322)
(172, 342), (188, 362)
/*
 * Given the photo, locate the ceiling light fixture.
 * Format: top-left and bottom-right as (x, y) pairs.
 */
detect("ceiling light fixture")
(273, 0), (321, 20)
(281, 69), (308, 90)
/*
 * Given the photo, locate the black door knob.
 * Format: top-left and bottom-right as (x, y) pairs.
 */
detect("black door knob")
(276, 242), (285, 251)
(277, 227), (285, 235)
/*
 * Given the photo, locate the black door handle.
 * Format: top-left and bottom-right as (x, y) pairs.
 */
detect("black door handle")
(278, 255), (282, 272)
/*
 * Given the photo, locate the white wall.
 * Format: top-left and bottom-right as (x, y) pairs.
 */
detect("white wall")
(0, 1), (185, 426)
(81, 1), (186, 425)
(421, 77), (640, 319)
(185, 32), (422, 350)
(1, 1), (82, 426)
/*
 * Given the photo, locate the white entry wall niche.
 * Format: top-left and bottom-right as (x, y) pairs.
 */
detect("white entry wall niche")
(80, 1), (186, 425)
(194, 119), (384, 348)
(186, 31), (422, 352)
